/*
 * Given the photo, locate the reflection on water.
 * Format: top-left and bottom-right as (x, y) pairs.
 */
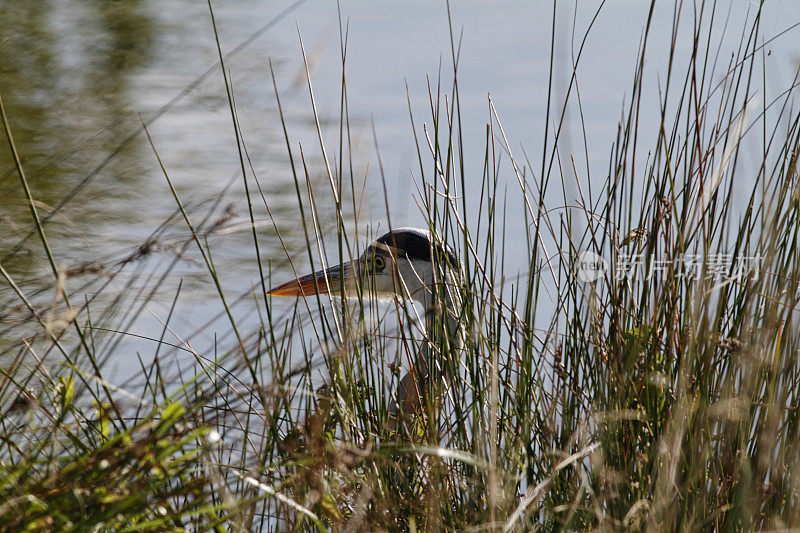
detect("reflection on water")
(0, 0), (340, 285)
(2, 0), (800, 376)
(0, 0), (154, 188)
(0, 0), (155, 271)
(0, 0), (366, 365)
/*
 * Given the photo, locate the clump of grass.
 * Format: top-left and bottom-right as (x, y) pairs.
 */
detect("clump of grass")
(0, 393), (223, 531)
(2, 1), (800, 531)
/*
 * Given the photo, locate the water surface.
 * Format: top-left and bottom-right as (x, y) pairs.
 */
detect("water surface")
(1, 0), (799, 380)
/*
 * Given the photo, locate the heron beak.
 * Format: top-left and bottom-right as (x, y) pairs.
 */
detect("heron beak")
(267, 262), (356, 297)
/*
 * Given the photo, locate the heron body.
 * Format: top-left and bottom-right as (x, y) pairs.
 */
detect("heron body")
(268, 227), (463, 432)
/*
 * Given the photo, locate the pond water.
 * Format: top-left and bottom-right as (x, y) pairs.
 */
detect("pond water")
(1, 0), (799, 381)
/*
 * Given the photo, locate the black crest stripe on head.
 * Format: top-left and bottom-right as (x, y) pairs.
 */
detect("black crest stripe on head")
(377, 230), (431, 262)
(375, 228), (458, 269)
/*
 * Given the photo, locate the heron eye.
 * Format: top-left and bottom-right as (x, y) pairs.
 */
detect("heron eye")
(373, 256), (386, 270)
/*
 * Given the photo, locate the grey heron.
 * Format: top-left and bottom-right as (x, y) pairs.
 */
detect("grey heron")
(268, 227), (463, 433)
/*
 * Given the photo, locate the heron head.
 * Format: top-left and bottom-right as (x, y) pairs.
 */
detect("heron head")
(267, 228), (458, 303)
